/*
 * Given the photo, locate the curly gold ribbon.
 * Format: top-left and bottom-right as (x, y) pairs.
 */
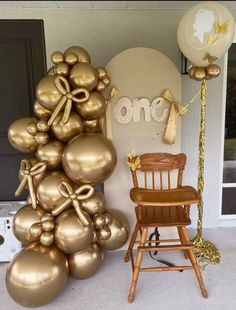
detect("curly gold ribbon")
(48, 76), (90, 126)
(52, 182), (94, 226)
(127, 150), (141, 171)
(15, 159), (47, 209)
(161, 89), (187, 145)
(105, 86), (119, 140)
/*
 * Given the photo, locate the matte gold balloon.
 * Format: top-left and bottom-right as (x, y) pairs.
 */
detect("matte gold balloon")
(8, 117), (38, 153)
(36, 171), (71, 212)
(54, 209), (93, 254)
(13, 204), (46, 244)
(36, 140), (63, 169)
(98, 210), (130, 250)
(36, 75), (62, 110)
(64, 52), (78, 65)
(64, 46), (91, 64)
(69, 63), (98, 91)
(33, 100), (51, 119)
(81, 190), (106, 216)
(62, 133), (117, 184)
(206, 64), (221, 78)
(83, 118), (103, 133)
(54, 62), (70, 76)
(96, 80), (106, 92)
(51, 112), (84, 142)
(97, 67), (107, 79)
(6, 243), (68, 307)
(97, 225), (111, 241)
(75, 91), (106, 120)
(51, 51), (64, 64)
(67, 243), (104, 279)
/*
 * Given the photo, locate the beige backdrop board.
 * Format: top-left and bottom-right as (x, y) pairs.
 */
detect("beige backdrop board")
(104, 47), (182, 247)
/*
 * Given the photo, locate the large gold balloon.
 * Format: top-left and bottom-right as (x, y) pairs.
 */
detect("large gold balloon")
(69, 63), (98, 91)
(67, 243), (104, 279)
(62, 133), (117, 184)
(33, 100), (51, 119)
(54, 209), (93, 254)
(64, 46), (91, 64)
(8, 117), (38, 153)
(36, 75), (62, 110)
(36, 140), (63, 169)
(13, 204), (46, 244)
(6, 242), (68, 307)
(81, 190), (106, 216)
(98, 210), (130, 251)
(75, 91), (106, 120)
(36, 171), (71, 212)
(51, 111), (84, 142)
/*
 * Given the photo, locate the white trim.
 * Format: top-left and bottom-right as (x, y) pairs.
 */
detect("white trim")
(218, 218), (236, 227)
(222, 183), (236, 187)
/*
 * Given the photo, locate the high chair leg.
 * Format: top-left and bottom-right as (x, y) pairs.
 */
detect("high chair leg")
(128, 227), (148, 303)
(178, 227), (189, 259)
(124, 222), (139, 262)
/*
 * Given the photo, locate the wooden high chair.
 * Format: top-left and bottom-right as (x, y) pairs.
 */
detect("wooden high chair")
(125, 153), (208, 303)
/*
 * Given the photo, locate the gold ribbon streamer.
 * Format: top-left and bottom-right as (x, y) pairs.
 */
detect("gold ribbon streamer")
(105, 86), (119, 140)
(52, 182), (94, 226)
(192, 79), (220, 265)
(161, 89), (187, 145)
(48, 76), (90, 126)
(15, 159), (47, 209)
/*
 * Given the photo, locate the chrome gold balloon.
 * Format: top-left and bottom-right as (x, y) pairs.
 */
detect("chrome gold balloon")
(67, 243), (104, 279)
(83, 118), (103, 133)
(97, 226), (111, 241)
(51, 111), (83, 142)
(36, 140), (63, 169)
(29, 222), (43, 239)
(80, 190), (106, 216)
(51, 51), (64, 64)
(93, 214), (106, 229)
(6, 242), (68, 307)
(36, 75), (62, 110)
(206, 64), (221, 79)
(8, 117), (38, 153)
(75, 91), (106, 120)
(33, 100), (51, 119)
(40, 231), (54, 246)
(62, 133), (117, 184)
(98, 210), (130, 250)
(36, 171), (71, 212)
(69, 63), (98, 91)
(13, 204), (46, 244)
(54, 209), (93, 254)
(54, 62), (70, 76)
(64, 46), (91, 64)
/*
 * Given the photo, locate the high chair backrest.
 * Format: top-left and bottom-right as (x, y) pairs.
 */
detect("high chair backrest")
(129, 153), (186, 190)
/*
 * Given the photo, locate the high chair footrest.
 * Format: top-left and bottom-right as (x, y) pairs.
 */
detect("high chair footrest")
(138, 243), (193, 252)
(140, 266), (194, 272)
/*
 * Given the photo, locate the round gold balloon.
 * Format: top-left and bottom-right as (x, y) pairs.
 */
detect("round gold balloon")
(98, 210), (130, 250)
(36, 75), (62, 110)
(47, 66), (55, 76)
(51, 112), (83, 142)
(33, 100), (51, 119)
(36, 140), (63, 169)
(75, 91), (106, 120)
(13, 204), (46, 244)
(69, 63), (98, 91)
(83, 118), (104, 133)
(36, 171), (71, 212)
(64, 46), (91, 64)
(93, 214), (106, 229)
(8, 117), (38, 153)
(54, 62), (70, 76)
(6, 242), (68, 307)
(97, 226), (111, 241)
(62, 133), (117, 184)
(206, 64), (221, 78)
(29, 222), (43, 238)
(51, 51), (64, 64)
(40, 231), (54, 246)
(81, 190), (106, 216)
(54, 209), (93, 254)
(67, 243), (104, 279)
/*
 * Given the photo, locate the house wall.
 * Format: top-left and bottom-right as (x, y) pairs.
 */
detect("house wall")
(0, 7), (234, 228)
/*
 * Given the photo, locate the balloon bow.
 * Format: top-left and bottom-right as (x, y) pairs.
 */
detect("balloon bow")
(161, 89), (187, 145)
(52, 182), (94, 226)
(15, 159), (47, 209)
(48, 76), (90, 126)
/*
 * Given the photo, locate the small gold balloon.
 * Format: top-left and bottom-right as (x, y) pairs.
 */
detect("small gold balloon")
(36, 140), (63, 169)
(27, 122), (37, 135)
(93, 214), (106, 229)
(54, 63), (70, 76)
(29, 222), (43, 239)
(97, 226), (111, 241)
(75, 91), (106, 120)
(51, 51), (64, 64)
(42, 219), (55, 232)
(35, 132), (49, 145)
(47, 66), (55, 76)
(69, 63), (98, 91)
(98, 210), (130, 251)
(33, 100), (51, 119)
(36, 75), (62, 110)
(13, 204), (46, 244)
(64, 52), (78, 65)
(36, 171), (71, 212)
(54, 209), (93, 254)
(62, 133), (117, 184)
(6, 243), (68, 307)
(103, 76), (111, 86)
(81, 190), (106, 216)
(188, 66), (197, 80)
(8, 117), (38, 153)
(40, 231), (54, 246)
(64, 46), (91, 63)
(96, 80), (106, 92)
(104, 212), (112, 225)
(188, 67), (206, 81)
(92, 230), (98, 243)
(206, 64), (221, 79)
(97, 67), (107, 79)
(83, 118), (103, 133)
(41, 213), (55, 222)
(51, 111), (83, 142)
(37, 118), (50, 132)
(67, 243), (104, 279)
